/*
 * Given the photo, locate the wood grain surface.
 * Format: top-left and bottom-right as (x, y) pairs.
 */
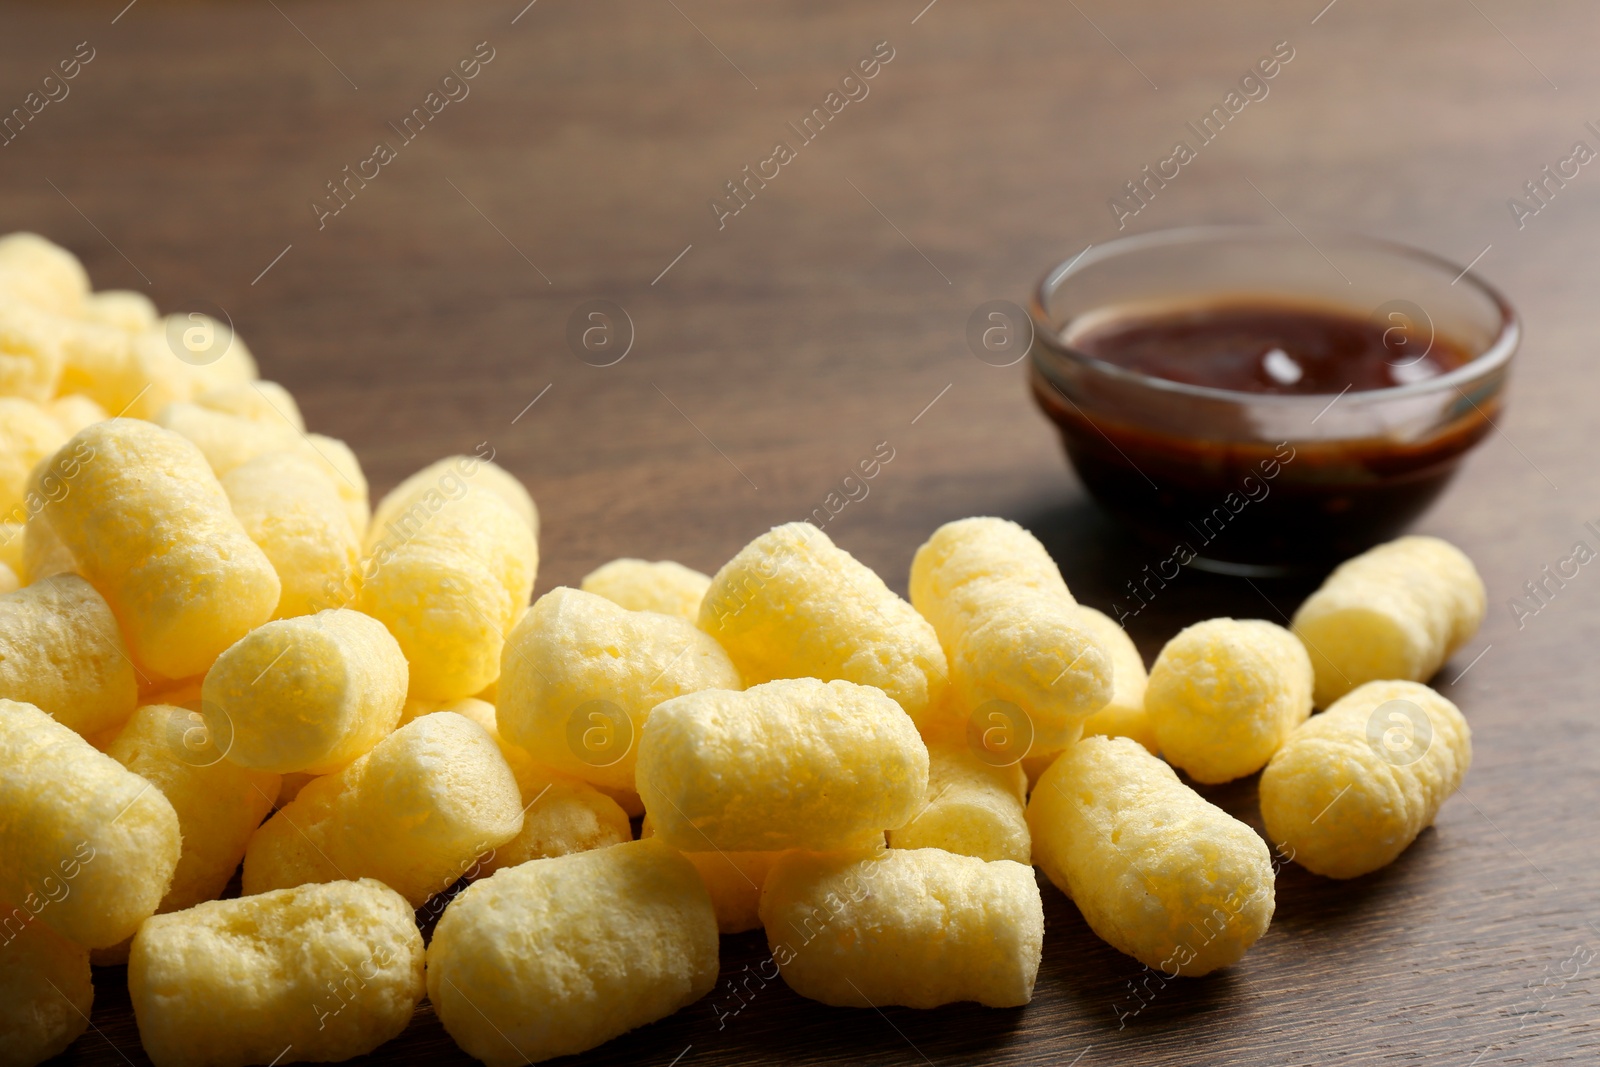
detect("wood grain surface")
(4, 1), (1596, 1063)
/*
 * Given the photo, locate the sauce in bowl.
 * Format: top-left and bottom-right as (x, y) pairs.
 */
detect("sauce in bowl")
(1033, 297), (1498, 573)
(1069, 300), (1474, 394)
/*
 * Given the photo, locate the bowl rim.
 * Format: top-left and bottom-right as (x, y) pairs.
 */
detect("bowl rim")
(1028, 224), (1520, 406)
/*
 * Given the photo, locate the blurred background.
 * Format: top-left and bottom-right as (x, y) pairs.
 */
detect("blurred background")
(4, 2), (1595, 1064)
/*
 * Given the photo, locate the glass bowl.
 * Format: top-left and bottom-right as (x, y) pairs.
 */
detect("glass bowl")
(1027, 225), (1519, 575)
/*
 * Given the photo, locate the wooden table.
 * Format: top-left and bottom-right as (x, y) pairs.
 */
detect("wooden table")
(5, 0), (1596, 1063)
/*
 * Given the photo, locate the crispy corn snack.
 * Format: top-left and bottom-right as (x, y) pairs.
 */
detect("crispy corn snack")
(427, 839), (718, 1066)
(0, 299), (66, 406)
(888, 729), (1029, 863)
(202, 608), (406, 775)
(243, 712), (523, 906)
(0, 699), (180, 949)
(119, 317), (257, 422)
(760, 847), (1043, 1008)
(222, 451), (362, 620)
(0, 399), (66, 516)
(638, 678), (928, 853)
(0, 899), (93, 1067)
(82, 289), (156, 334)
(45, 395), (106, 436)
(580, 557), (710, 620)
(0, 575), (138, 737)
(128, 879), (425, 1067)
(360, 487), (534, 702)
(1292, 536), (1486, 707)
(368, 454), (537, 546)
(497, 586), (741, 791)
(1260, 680), (1471, 879)
(700, 523), (948, 724)
(1027, 736), (1274, 976)
(106, 703), (280, 913)
(413, 696), (632, 873)
(193, 380), (303, 429)
(0, 234), (89, 317)
(156, 404), (368, 534)
(37, 419), (280, 679)
(1072, 604), (1156, 753)
(1145, 618), (1313, 784)
(910, 517), (1112, 750)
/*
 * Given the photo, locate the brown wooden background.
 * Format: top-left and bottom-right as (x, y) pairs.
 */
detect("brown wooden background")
(4, 0), (1597, 1063)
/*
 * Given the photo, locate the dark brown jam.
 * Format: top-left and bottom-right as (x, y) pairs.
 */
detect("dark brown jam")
(1071, 302), (1473, 393)
(1032, 300), (1496, 573)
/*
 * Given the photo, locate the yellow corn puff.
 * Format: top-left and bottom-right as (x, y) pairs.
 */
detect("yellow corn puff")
(496, 586), (741, 791)
(1072, 604), (1156, 753)
(20, 511), (73, 582)
(910, 517), (1112, 751)
(700, 522), (947, 723)
(0, 575), (138, 737)
(680, 849), (777, 936)
(44, 394), (106, 436)
(120, 317), (257, 421)
(580, 557), (710, 620)
(55, 318), (134, 412)
(427, 839), (718, 1066)
(486, 770), (632, 874)
(37, 419), (280, 679)
(222, 451), (361, 620)
(422, 697), (632, 872)
(0, 400), (65, 517)
(1292, 536), (1486, 707)
(1028, 736), (1274, 976)
(0, 900), (92, 1067)
(300, 433), (369, 536)
(760, 847), (1042, 1008)
(888, 729), (1029, 863)
(128, 879), (425, 1067)
(368, 453), (538, 546)
(638, 677), (928, 852)
(0, 298), (65, 403)
(154, 401), (369, 533)
(82, 290), (157, 334)
(154, 401), (288, 475)
(91, 695), (284, 970)
(193, 380), (303, 429)
(912, 515), (1074, 618)
(406, 695), (631, 871)
(1145, 617), (1313, 784)
(361, 486), (535, 702)
(0, 234), (88, 317)
(1260, 680), (1471, 879)
(201, 608), (406, 775)
(0, 700), (180, 948)
(106, 703), (280, 912)
(243, 712), (524, 906)
(640, 813), (777, 934)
